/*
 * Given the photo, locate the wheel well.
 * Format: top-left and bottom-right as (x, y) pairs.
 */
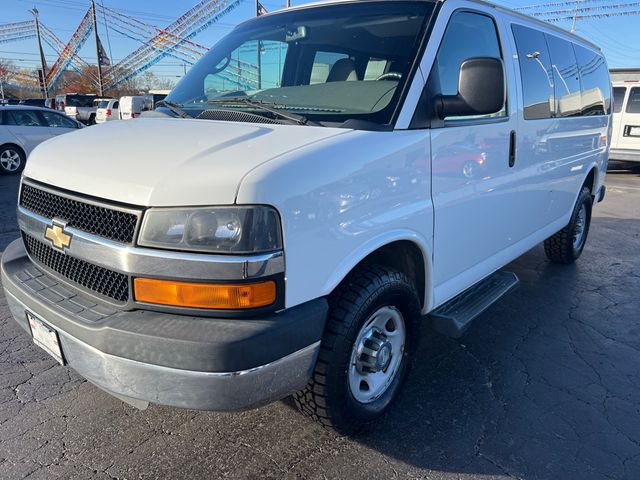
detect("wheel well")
(1, 143), (25, 158)
(350, 241), (426, 309)
(584, 168), (596, 196)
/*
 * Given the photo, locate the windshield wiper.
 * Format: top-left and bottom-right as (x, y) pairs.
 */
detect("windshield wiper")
(207, 98), (312, 126)
(156, 100), (192, 119)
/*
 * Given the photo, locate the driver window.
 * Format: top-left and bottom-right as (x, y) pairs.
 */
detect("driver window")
(204, 40), (288, 96)
(431, 11), (506, 120)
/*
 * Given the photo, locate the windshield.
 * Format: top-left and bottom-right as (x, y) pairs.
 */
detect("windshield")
(98, 100), (110, 108)
(165, 2), (433, 126)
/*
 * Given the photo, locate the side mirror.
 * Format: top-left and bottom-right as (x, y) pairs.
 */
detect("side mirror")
(438, 57), (505, 118)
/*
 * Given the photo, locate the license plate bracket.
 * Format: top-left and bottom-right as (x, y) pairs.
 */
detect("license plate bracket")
(27, 312), (65, 365)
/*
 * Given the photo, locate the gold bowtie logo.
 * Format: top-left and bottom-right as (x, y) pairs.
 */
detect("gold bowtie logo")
(44, 222), (72, 252)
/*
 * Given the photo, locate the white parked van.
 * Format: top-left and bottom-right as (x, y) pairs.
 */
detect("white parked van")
(2, 0), (611, 433)
(610, 69), (640, 167)
(118, 95), (144, 120)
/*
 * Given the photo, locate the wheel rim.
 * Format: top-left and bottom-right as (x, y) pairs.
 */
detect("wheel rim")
(348, 306), (406, 404)
(0, 149), (21, 172)
(573, 204), (587, 249)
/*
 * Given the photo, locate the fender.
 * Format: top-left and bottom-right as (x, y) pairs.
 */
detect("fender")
(320, 229), (434, 314)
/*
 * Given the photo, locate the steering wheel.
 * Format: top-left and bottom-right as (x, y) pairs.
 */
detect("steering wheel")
(376, 72), (403, 81)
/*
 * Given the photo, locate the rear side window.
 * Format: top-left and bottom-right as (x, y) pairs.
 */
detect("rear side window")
(574, 45), (610, 115)
(627, 87), (640, 113)
(432, 11), (505, 119)
(613, 87), (627, 113)
(512, 24), (554, 120)
(5, 110), (43, 126)
(546, 35), (582, 117)
(113, 101), (119, 109)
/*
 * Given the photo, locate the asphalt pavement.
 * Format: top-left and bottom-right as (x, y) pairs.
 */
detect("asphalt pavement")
(1, 170), (639, 480)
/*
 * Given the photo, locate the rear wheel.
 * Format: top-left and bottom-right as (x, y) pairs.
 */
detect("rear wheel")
(0, 145), (25, 175)
(294, 264), (421, 434)
(544, 186), (593, 264)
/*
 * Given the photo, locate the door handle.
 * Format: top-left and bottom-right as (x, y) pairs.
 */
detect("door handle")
(509, 130), (516, 168)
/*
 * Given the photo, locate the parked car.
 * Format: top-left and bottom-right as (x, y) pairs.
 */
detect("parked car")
(609, 69), (640, 170)
(0, 105), (82, 174)
(119, 95), (144, 120)
(18, 98), (46, 107)
(95, 99), (120, 124)
(1, 0), (611, 433)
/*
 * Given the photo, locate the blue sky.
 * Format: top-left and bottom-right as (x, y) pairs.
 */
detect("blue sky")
(1, 0), (639, 85)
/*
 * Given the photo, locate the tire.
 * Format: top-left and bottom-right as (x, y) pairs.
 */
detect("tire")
(544, 186), (593, 264)
(294, 264), (421, 434)
(0, 145), (26, 175)
(88, 114), (96, 126)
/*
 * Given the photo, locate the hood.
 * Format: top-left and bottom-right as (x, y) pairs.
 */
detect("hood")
(24, 117), (347, 206)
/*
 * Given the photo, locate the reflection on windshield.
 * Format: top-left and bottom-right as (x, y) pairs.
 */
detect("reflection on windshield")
(165, 2), (433, 125)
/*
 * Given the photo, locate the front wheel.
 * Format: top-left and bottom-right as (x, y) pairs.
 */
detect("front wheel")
(544, 186), (593, 264)
(294, 264), (421, 434)
(0, 145), (25, 175)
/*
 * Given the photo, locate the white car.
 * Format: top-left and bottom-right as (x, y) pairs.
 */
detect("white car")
(0, 105), (82, 174)
(95, 99), (120, 124)
(2, 0), (611, 433)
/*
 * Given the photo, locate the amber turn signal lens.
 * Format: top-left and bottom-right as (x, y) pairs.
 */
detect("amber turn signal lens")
(133, 278), (276, 309)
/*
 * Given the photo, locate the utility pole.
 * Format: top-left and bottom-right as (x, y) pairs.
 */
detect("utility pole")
(30, 7), (48, 98)
(570, 0), (581, 32)
(256, 0), (262, 89)
(286, 0), (291, 7)
(91, 0), (104, 96)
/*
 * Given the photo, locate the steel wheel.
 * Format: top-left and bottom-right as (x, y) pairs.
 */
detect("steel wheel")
(0, 148), (22, 173)
(572, 204), (587, 250)
(348, 305), (406, 404)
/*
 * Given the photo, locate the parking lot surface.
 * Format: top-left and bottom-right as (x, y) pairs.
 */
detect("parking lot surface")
(1, 171), (639, 480)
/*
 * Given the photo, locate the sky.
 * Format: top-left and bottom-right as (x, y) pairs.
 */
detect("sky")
(1, 0), (639, 88)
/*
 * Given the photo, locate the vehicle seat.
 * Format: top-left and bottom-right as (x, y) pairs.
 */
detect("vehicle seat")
(327, 58), (358, 82)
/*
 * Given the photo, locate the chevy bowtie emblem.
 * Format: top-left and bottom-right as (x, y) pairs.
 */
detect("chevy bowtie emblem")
(44, 221), (72, 252)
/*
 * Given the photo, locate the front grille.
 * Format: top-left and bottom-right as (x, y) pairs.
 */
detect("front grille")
(20, 183), (139, 244)
(23, 233), (129, 303)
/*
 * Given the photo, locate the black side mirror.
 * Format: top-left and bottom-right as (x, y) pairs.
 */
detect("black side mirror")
(437, 57), (505, 118)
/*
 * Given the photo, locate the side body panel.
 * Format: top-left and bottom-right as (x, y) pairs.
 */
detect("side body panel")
(236, 130), (434, 313)
(504, 12), (610, 210)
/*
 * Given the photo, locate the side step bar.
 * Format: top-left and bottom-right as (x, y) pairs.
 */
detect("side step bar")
(430, 271), (519, 338)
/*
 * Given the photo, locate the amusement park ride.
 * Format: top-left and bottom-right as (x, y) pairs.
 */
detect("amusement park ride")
(0, 0), (260, 96)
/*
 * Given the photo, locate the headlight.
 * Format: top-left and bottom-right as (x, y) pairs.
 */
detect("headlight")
(139, 206), (282, 254)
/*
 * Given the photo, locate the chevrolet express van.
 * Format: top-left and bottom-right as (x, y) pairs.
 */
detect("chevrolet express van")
(1, 0), (611, 433)
(611, 72), (640, 168)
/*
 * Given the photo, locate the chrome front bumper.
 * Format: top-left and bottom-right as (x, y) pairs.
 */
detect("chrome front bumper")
(1, 239), (327, 411)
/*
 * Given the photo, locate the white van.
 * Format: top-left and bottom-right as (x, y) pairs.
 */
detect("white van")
(118, 95), (144, 120)
(610, 69), (640, 168)
(2, 0), (611, 433)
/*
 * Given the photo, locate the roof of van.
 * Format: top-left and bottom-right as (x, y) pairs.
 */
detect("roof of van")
(243, 0), (601, 51)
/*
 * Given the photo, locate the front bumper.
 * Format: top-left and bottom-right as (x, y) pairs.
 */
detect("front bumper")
(1, 238), (328, 411)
